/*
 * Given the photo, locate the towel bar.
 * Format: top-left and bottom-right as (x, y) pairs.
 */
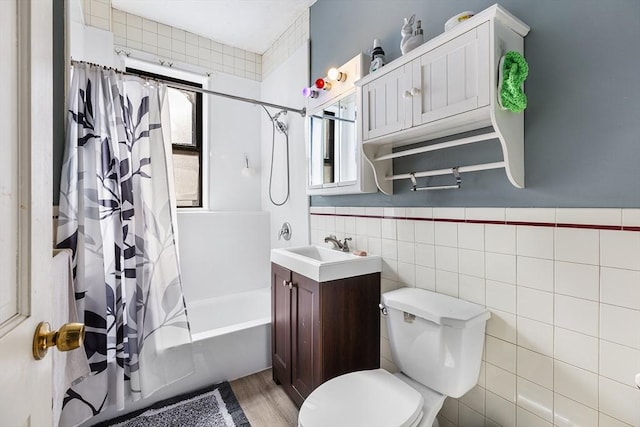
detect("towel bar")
(373, 132), (499, 162)
(409, 168), (461, 191)
(386, 161), (505, 181)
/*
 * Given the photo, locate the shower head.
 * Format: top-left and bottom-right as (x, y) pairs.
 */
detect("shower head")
(275, 120), (287, 134)
(271, 109), (288, 134)
(272, 110), (287, 122)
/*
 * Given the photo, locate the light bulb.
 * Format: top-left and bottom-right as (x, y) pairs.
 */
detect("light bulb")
(302, 86), (318, 98)
(315, 78), (332, 91)
(327, 67), (346, 82)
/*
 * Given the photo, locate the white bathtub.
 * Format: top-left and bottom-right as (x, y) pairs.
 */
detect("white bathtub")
(173, 212), (272, 389)
(81, 212), (273, 426)
(185, 288), (272, 388)
(189, 288), (271, 341)
(81, 287), (272, 426)
(175, 212), (273, 385)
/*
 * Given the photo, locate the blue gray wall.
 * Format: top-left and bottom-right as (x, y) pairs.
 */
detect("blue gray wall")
(309, 0), (640, 207)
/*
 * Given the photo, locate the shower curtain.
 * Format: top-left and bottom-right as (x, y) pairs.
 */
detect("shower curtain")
(57, 63), (194, 427)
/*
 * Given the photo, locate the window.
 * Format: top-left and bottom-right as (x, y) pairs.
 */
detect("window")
(127, 68), (203, 208)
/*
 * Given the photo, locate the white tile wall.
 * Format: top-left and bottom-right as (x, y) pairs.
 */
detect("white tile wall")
(554, 392), (598, 427)
(555, 261), (599, 300)
(83, 3), (267, 82)
(458, 223), (484, 250)
(485, 224), (516, 254)
(517, 256), (553, 292)
(262, 10), (309, 79)
(554, 327), (599, 372)
(309, 207), (640, 426)
(517, 377), (553, 422)
(518, 406), (552, 427)
(486, 308), (517, 343)
(554, 360), (598, 409)
(517, 286), (554, 324)
(517, 225), (554, 259)
(555, 227), (600, 265)
(600, 230), (640, 270)
(83, 0), (111, 30)
(517, 316), (553, 356)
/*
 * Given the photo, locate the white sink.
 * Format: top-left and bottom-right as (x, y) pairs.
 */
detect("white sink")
(271, 245), (382, 282)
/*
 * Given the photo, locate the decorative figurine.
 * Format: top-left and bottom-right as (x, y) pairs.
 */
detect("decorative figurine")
(400, 14), (424, 55)
(369, 39), (386, 73)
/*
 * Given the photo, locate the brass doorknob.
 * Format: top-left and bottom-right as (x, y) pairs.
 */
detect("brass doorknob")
(32, 321), (85, 360)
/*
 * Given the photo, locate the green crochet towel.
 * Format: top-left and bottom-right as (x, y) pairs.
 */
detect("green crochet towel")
(499, 51), (529, 113)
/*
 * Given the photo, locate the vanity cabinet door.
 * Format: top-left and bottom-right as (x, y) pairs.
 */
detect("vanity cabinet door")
(411, 22), (490, 127)
(271, 262), (380, 408)
(271, 263), (292, 388)
(361, 65), (412, 141)
(290, 272), (320, 404)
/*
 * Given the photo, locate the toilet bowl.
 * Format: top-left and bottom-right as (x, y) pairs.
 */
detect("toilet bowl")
(298, 369), (445, 427)
(297, 288), (490, 427)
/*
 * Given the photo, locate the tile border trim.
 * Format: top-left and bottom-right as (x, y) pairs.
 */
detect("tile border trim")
(310, 213), (640, 232)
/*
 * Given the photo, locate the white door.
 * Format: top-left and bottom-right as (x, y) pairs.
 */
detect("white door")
(0, 1), (54, 426)
(361, 64), (412, 141)
(412, 22), (491, 126)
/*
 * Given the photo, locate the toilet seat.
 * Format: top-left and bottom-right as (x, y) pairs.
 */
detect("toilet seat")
(298, 369), (424, 427)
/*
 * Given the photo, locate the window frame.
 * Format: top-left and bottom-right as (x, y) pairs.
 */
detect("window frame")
(127, 67), (204, 208)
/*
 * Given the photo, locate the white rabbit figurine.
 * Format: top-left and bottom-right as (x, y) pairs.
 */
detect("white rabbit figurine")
(400, 14), (424, 55)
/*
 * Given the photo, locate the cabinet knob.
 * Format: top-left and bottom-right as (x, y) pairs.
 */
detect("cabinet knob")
(402, 88), (420, 98)
(289, 282), (294, 289)
(282, 280), (288, 287)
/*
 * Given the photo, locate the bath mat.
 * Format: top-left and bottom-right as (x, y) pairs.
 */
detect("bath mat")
(95, 382), (251, 427)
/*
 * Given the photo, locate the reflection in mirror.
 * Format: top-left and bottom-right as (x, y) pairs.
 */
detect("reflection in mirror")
(338, 94), (356, 183)
(309, 115), (323, 187)
(323, 110), (335, 184)
(308, 92), (357, 188)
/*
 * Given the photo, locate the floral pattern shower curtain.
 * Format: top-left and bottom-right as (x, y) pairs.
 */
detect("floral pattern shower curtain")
(57, 63), (194, 427)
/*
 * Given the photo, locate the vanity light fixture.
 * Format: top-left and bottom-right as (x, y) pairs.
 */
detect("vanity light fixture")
(302, 86), (319, 98)
(315, 78), (332, 91)
(327, 67), (347, 82)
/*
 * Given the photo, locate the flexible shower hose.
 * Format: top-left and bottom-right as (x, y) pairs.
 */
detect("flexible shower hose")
(262, 106), (290, 206)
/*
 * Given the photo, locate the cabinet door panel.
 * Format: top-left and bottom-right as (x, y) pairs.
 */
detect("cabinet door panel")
(412, 22), (490, 126)
(291, 273), (320, 401)
(271, 264), (292, 386)
(337, 94), (357, 185)
(362, 65), (410, 140)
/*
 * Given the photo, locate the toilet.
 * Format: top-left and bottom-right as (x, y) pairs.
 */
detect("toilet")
(298, 287), (491, 427)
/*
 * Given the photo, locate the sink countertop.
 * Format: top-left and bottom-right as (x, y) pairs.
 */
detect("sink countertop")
(270, 245), (382, 282)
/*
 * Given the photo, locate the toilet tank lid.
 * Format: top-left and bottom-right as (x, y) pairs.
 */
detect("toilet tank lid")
(382, 288), (490, 328)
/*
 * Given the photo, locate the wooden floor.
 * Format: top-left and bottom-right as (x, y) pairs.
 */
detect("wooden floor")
(230, 369), (299, 427)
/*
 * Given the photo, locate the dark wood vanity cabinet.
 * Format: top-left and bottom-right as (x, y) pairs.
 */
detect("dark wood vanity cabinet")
(271, 262), (381, 407)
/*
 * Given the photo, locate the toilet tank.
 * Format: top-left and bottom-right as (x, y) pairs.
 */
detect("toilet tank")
(382, 288), (490, 398)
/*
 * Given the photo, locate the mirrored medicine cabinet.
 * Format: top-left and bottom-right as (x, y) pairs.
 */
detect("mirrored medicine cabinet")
(309, 93), (357, 188)
(305, 54), (377, 195)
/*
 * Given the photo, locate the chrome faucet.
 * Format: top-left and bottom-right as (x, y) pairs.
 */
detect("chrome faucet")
(324, 235), (352, 252)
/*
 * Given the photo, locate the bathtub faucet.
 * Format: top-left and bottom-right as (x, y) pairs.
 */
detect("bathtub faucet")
(324, 235), (352, 252)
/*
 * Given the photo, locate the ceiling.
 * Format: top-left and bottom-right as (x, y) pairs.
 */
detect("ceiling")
(111, 0), (316, 54)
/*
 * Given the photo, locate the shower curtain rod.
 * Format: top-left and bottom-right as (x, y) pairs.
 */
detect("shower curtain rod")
(70, 59), (307, 117)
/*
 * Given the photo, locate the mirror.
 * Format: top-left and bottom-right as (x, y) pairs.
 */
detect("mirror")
(309, 92), (357, 188)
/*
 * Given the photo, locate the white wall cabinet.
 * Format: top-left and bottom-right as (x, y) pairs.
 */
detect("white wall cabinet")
(357, 5), (529, 195)
(362, 23), (490, 141)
